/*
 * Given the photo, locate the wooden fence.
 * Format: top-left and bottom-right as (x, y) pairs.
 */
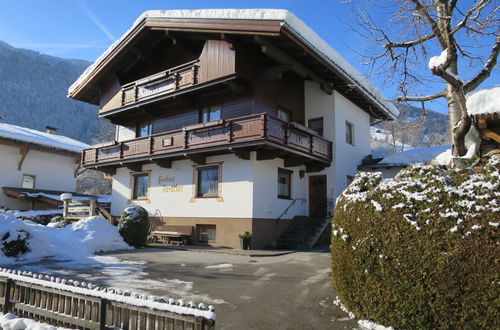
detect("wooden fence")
(63, 198), (113, 223)
(0, 269), (215, 330)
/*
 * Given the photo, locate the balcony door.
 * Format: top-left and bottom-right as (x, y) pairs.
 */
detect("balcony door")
(309, 175), (327, 218)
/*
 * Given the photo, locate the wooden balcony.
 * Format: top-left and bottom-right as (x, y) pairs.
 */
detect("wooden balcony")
(82, 113), (332, 172)
(121, 60), (199, 107)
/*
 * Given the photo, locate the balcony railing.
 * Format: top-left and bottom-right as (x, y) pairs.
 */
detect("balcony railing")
(120, 59), (199, 107)
(81, 113), (332, 167)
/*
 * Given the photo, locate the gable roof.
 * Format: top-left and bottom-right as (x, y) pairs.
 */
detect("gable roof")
(0, 123), (89, 155)
(68, 9), (399, 120)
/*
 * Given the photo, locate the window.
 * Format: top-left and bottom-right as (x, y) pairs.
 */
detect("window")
(200, 106), (222, 123)
(308, 117), (324, 136)
(278, 168), (292, 199)
(21, 174), (35, 189)
(196, 165), (220, 197)
(346, 121), (354, 145)
(132, 172), (149, 200)
(197, 224), (216, 243)
(277, 107), (291, 122)
(136, 121), (152, 137)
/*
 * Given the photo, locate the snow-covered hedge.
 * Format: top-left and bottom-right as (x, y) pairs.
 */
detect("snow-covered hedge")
(0, 213), (132, 265)
(331, 156), (499, 329)
(118, 206), (149, 248)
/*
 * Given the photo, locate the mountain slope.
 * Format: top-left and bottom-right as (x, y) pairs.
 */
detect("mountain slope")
(0, 40), (107, 144)
(372, 104), (449, 158)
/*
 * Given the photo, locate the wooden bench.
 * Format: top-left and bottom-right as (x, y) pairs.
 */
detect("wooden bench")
(149, 225), (193, 245)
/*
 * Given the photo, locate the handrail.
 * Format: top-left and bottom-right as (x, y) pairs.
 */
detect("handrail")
(277, 198), (307, 220)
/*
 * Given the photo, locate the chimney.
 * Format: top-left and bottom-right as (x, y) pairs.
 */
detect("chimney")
(46, 126), (57, 134)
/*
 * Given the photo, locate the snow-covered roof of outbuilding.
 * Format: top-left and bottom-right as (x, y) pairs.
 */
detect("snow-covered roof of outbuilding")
(379, 145), (451, 166)
(68, 9), (399, 120)
(0, 123), (89, 155)
(466, 86), (500, 116)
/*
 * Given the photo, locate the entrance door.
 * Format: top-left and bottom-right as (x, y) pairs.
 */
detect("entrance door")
(309, 175), (327, 218)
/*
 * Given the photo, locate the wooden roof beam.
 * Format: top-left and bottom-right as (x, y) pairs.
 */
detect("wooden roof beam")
(255, 36), (332, 95)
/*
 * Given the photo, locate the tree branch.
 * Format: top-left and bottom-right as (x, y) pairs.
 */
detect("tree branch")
(384, 32), (436, 48)
(464, 26), (500, 93)
(451, 0), (491, 35)
(397, 90), (447, 102)
(411, 0), (447, 47)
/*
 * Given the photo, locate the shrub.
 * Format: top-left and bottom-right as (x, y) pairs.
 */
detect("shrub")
(118, 206), (149, 248)
(331, 156), (500, 329)
(1, 230), (30, 257)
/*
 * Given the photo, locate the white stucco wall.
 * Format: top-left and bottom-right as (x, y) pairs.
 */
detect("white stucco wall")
(333, 90), (371, 197)
(110, 152), (308, 220)
(303, 80), (372, 204)
(111, 154), (254, 218)
(0, 144), (78, 210)
(251, 156), (306, 219)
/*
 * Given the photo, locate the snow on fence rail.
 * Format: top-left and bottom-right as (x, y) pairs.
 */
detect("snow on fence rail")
(0, 268), (215, 330)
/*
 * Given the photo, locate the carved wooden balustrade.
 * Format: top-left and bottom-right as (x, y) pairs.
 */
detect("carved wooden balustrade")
(121, 60), (199, 106)
(81, 113), (332, 167)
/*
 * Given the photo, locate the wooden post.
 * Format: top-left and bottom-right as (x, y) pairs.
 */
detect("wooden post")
(99, 299), (108, 330)
(89, 198), (97, 216)
(2, 278), (12, 314)
(63, 200), (69, 218)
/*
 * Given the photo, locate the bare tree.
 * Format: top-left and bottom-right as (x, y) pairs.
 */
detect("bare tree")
(349, 0), (499, 156)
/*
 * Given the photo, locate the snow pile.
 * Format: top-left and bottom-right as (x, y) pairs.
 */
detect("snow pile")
(0, 269), (216, 321)
(428, 49), (448, 69)
(0, 213), (132, 265)
(433, 148), (453, 166)
(379, 145), (451, 166)
(0, 123), (89, 154)
(0, 313), (69, 330)
(69, 9), (398, 119)
(466, 86), (500, 116)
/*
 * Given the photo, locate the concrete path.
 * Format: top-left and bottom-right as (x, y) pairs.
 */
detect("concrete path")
(21, 247), (359, 329)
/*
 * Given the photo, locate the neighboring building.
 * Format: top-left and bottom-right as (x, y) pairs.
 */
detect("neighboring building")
(359, 145), (451, 178)
(69, 9), (398, 248)
(0, 123), (89, 210)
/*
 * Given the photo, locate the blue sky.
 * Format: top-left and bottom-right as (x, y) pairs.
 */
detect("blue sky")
(0, 0), (497, 114)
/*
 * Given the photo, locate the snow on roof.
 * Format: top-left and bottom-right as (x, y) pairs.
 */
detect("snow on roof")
(466, 86), (500, 116)
(68, 9), (399, 119)
(379, 145), (451, 166)
(0, 123), (89, 154)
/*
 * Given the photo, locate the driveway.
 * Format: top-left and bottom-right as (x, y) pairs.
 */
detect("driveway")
(18, 247), (359, 329)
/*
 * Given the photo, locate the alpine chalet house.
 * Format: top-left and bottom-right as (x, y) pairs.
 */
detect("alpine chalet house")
(69, 9), (398, 249)
(0, 123), (89, 210)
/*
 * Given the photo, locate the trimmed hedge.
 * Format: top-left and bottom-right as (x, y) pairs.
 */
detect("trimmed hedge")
(118, 206), (149, 248)
(331, 156), (499, 329)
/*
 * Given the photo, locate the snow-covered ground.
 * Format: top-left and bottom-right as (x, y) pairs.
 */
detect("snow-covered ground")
(0, 212), (131, 265)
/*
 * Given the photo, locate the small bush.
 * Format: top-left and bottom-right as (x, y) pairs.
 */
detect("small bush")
(1, 230), (30, 257)
(118, 206), (149, 248)
(331, 156), (500, 329)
